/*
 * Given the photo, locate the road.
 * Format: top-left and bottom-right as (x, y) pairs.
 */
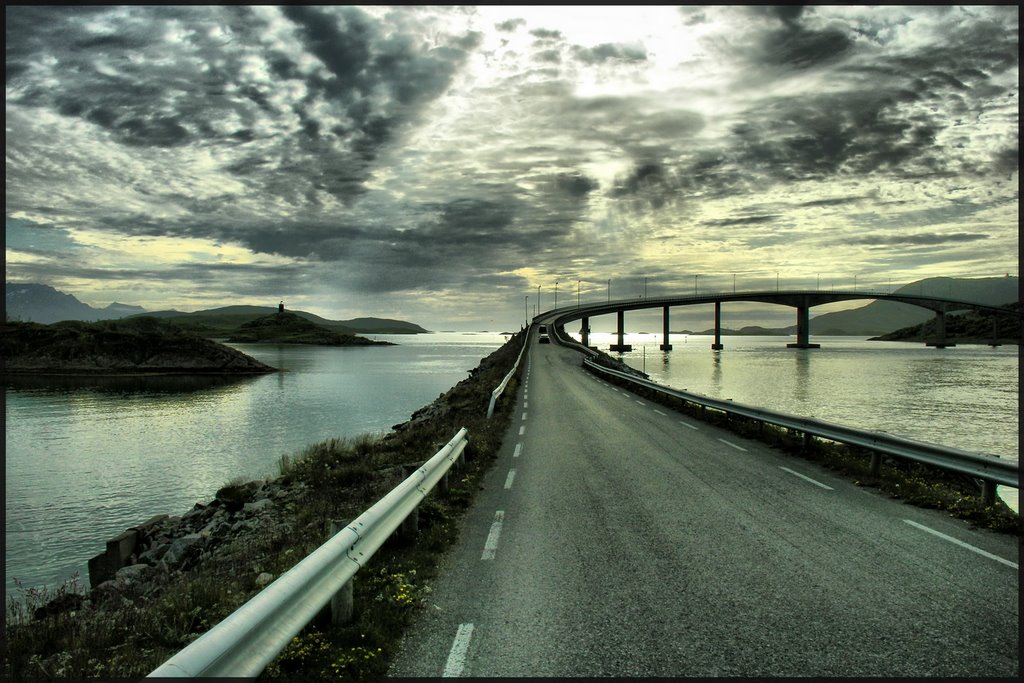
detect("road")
(387, 333), (1019, 677)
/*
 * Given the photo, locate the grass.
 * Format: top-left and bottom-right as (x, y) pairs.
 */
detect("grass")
(3, 329), (526, 680)
(584, 358), (1020, 535)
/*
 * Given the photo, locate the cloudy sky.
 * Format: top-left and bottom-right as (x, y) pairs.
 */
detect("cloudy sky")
(5, 5), (1018, 331)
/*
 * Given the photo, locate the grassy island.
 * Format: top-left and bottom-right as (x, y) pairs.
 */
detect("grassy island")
(0, 318), (276, 375)
(225, 311), (394, 346)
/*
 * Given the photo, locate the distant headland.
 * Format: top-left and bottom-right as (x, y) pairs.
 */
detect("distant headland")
(225, 307), (394, 346)
(1, 318), (277, 375)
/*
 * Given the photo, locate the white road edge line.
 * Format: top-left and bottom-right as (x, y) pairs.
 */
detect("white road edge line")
(523, 400), (528, 409)
(481, 510), (504, 560)
(903, 519), (1018, 569)
(717, 438), (747, 452)
(513, 442), (522, 458)
(653, 409), (667, 416)
(521, 412), (528, 421)
(679, 420), (698, 430)
(779, 466), (834, 490)
(635, 400), (646, 406)
(504, 469), (516, 489)
(518, 425), (525, 436)
(442, 623), (475, 677)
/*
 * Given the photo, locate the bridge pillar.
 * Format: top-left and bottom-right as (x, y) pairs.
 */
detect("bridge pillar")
(988, 318), (1001, 347)
(787, 305), (820, 349)
(581, 317), (590, 348)
(926, 309), (955, 348)
(711, 301), (724, 350)
(610, 310), (632, 352)
(660, 306), (672, 351)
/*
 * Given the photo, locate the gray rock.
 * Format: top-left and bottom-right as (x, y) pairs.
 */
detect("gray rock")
(255, 572), (274, 588)
(116, 563), (156, 585)
(161, 533), (204, 569)
(138, 543), (169, 566)
(243, 498), (275, 515)
(215, 480), (261, 512)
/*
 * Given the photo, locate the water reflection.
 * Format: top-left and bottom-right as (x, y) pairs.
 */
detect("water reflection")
(3, 372), (262, 395)
(792, 351), (810, 403)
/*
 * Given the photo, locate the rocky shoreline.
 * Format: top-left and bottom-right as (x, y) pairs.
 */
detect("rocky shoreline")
(28, 329), (526, 627)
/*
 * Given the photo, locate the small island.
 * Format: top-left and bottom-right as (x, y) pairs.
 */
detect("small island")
(1, 318), (277, 375)
(224, 310), (395, 346)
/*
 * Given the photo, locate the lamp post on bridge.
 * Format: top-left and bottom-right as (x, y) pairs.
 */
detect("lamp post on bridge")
(554, 281), (558, 309)
(577, 280), (580, 309)
(607, 279), (610, 303)
(524, 295), (528, 326)
(537, 285), (541, 315)
(694, 274), (698, 296)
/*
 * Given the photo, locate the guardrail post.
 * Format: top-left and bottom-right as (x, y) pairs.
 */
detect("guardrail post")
(981, 480), (996, 506)
(869, 451), (882, 478)
(329, 520), (354, 625)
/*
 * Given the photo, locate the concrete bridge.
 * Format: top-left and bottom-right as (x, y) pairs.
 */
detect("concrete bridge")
(535, 290), (1020, 351)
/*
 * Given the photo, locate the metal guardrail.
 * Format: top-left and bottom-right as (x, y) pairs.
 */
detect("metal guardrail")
(582, 358), (1018, 494)
(487, 327), (530, 418)
(148, 428), (469, 678)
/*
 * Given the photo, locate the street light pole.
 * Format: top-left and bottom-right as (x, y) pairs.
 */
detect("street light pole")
(524, 295), (528, 326)
(776, 271), (779, 292)
(607, 279), (610, 303)
(694, 274), (698, 296)
(554, 281), (558, 309)
(537, 285), (541, 314)
(577, 280), (580, 308)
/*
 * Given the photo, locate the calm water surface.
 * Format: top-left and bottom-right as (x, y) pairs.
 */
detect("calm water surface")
(5, 332), (1018, 599)
(5, 332), (510, 598)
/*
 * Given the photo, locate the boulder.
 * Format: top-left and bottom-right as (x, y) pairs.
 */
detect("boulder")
(215, 480), (261, 512)
(138, 542), (169, 566)
(160, 533), (204, 570)
(243, 498), (275, 515)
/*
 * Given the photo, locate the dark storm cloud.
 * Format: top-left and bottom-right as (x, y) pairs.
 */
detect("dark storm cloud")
(554, 173), (598, 198)
(529, 28), (563, 41)
(572, 43), (647, 65)
(703, 215), (781, 228)
(837, 232), (989, 248)
(739, 5), (853, 70)
(496, 18), (525, 33)
(5, 5), (472, 208)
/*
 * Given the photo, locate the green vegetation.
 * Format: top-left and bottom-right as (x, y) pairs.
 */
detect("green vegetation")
(871, 301), (1021, 344)
(225, 311), (393, 346)
(3, 330), (525, 679)
(586, 359), (1020, 535)
(0, 318), (276, 374)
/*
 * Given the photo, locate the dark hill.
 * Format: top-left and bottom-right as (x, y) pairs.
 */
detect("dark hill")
(225, 311), (394, 346)
(1, 318), (277, 375)
(870, 302), (1022, 344)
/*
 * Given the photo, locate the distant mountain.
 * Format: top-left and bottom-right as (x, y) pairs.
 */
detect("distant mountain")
(5, 283), (148, 324)
(140, 306), (429, 335)
(810, 276), (1019, 335)
(4, 283), (429, 334)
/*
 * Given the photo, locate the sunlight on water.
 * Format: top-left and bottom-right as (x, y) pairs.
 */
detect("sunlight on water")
(4, 333), (509, 597)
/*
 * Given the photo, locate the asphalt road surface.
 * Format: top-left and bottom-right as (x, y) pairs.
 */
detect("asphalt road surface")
(387, 334), (1019, 677)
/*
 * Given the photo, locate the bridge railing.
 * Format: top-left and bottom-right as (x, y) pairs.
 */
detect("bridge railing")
(581, 358), (1017, 502)
(487, 326), (530, 418)
(148, 427), (469, 678)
